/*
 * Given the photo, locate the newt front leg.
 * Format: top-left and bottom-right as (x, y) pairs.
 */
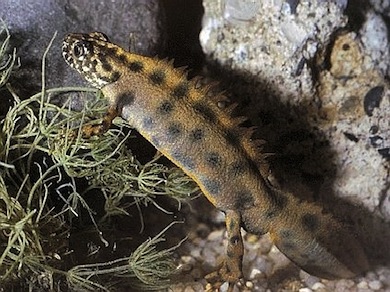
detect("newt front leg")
(80, 106), (118, 138)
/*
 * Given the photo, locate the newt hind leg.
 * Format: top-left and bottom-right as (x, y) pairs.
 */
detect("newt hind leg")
(206, 210), (244, 291)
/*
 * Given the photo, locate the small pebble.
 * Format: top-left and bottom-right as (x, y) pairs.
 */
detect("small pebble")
(178, 263), (193, 273)
(207, 229), (224, 241)
(211, 210), (225, 224)
(335, 279), (355, 290)
(219, 282), (230, 292)
(311, 282), (326, 290)
(245, 248), (259, 262)
(202, 247), (216, 263)
(299, 288), (312, 292)
(181, 255), (195, 265)
(248, 268), (262, 279)
(190, 248), (201, 259)
(379, 268), (390, 286)
(245, 281), (254, 289)
(368, 280), (382, 290)
(301, 271), (320, 288)
(357, 280), (369, 289)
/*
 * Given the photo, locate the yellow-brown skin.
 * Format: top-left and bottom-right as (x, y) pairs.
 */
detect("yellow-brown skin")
(62, 32), (369, 289)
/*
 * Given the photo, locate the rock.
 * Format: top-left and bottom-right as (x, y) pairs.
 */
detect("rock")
(200, 0), (390, 290)
(0, 0), (164, 96)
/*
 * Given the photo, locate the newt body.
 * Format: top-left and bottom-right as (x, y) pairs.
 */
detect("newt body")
(62, 32), (368, 288)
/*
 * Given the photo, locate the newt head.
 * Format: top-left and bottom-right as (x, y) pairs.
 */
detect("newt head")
(62, 32), (121, 88)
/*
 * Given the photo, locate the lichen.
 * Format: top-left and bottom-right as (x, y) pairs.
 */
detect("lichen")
(0, 21), (198, 291)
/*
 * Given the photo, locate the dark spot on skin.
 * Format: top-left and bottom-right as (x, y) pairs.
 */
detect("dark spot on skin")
(129, 61), (144, 72)
(364, 86), (384, 116)
(193, 103), (217, 123)
(157, 101), (173, 115)
(97, 53), (108, 64)
(190, 128), (204, 142)
(117, 54), (126, 63)
(172, 151), (195, 170)
(225, 129), (240, 146)
(203, 179), (220, 194)
(142, 117), (154, 130)
(229, 219), (236, 231)
(205, 152), (221, 168)
(101, 76), (111, 83)
(302, 213), (319, 232)
(265, 210), (276, 219)
(115, 92), (135, 113)
(102, 61), (112, 72)
(234, 192), (254, 210)
(230, 161), (247, 176)
(105, 47), (118, 56)
(226, 250), (235, 258)
(167, 123), (182, 141)
(111, 71), (120, 82)
(172, 82), (189, 97)
(230, 235), (240, 245)
(149, 69), (166, 85)
(91, 59), (98, 67)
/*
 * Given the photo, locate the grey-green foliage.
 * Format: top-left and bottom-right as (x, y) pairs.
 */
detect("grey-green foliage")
(0, 20), (19, 89)
(0, 22), (198, 291)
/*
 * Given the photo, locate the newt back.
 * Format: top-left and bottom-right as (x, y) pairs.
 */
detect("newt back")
(62, 32), (369, 286)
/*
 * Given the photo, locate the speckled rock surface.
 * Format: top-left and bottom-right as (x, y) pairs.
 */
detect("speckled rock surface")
(170, 0), (390, 291)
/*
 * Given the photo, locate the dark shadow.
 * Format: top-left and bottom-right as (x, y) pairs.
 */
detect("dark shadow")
(161, 0), (205, 71)
(345, 0), (370, 32)
(205, 59), (390, 277)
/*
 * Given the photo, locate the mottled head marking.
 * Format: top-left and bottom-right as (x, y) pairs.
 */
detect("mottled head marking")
(62, 32), (121, 88)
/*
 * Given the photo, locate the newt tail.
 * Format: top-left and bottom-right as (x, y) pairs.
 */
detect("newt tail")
(62, 32), (369, 288)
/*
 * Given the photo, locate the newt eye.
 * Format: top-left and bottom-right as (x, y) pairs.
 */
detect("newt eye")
(72, 41), (88, 58)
